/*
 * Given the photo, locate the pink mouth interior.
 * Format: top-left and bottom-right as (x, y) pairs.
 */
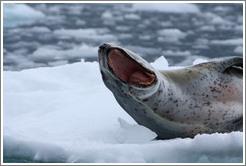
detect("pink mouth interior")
(108, 49), (156, 86)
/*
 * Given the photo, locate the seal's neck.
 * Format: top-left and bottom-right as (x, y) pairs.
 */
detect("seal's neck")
(133, 71), (181, 112)
(132, 71), (167, 100)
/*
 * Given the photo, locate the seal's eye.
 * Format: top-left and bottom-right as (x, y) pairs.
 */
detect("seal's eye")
(108, 49), (156, 87)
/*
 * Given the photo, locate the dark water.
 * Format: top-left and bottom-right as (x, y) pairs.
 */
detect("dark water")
(3, 3), (243, 71)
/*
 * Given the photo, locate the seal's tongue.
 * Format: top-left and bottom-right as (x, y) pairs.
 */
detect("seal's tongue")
(108, 49), (156, 86)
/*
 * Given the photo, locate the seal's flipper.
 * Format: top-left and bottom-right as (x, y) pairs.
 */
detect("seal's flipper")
(217, 57), (243, 75)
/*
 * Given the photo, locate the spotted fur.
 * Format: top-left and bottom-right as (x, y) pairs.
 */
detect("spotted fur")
(98, 43), (243, 139)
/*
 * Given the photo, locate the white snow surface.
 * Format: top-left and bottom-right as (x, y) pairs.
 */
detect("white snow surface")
(3, 57), (243, 163)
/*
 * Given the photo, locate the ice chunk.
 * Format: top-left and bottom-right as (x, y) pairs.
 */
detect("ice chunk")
(115, 118), (157, 143)
(211, 38), (243, 46)
(3, 3), (45, 28)
(193, 58), (208, 65)
(3, 57), (243, 163)
(150, 56), (169, 70)
(101, 11), (113, 19)
(4, 136), (68, 163)
(132, 3), (200, 13)
(157, 29), (187, 43)
(234, 46), (243, 54)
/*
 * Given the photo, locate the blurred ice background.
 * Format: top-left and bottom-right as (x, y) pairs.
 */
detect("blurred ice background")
(3, 2), (244, 163)
(3, 3), (243, 71)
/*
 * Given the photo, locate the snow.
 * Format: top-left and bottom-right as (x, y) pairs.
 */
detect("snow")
(3, 4), (45, 28)
(3, 56), (243, 163)
(116, 118), (157, 144)
(132, 3), (200, 13)
(4, 136), (68, 163)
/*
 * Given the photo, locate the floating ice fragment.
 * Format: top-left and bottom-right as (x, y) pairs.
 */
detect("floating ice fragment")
(115, 118), (157, 143)
(132, 3), (200, 13)
(3, 4), (45, 28)
(193, 58), (209, 65)
(150, 56), (169, 70)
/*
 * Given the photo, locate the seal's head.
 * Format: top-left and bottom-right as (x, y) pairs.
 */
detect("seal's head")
(98, 43), (159, 98)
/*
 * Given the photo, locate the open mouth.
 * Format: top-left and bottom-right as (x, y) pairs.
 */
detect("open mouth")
(107, 49), (156, 87)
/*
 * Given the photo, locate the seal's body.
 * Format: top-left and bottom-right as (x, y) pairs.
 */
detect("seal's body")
(98, 43), (243, 139)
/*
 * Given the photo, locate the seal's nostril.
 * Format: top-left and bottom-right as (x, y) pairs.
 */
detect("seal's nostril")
(99, 43), (110, 50)
(98, 43), (113, 57)
(99, 45), (105, 50)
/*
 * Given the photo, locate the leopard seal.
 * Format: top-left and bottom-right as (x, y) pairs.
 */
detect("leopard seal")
(98, 43), (243, 139)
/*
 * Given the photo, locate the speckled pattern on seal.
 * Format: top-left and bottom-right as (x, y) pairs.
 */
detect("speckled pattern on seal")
(98, 43), (243, 139)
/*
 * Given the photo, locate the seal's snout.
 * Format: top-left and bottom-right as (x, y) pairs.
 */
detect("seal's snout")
(98, 43), (156, 87)
(98, 43), (113, 56)
(99, 43), (110, 51)
(98, 43), (113, 68)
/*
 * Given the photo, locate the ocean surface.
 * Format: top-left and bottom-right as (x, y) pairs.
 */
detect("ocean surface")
(3, 3), (243, 71)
